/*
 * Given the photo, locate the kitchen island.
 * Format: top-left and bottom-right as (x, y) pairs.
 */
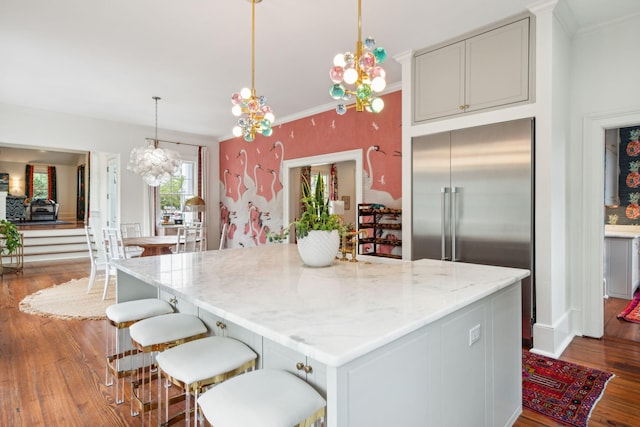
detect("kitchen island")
(113, 244), (529, 426)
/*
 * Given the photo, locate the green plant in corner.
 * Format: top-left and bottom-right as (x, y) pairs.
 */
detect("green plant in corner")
(268, 173), (344, 243)
(0, 219), (22, 255)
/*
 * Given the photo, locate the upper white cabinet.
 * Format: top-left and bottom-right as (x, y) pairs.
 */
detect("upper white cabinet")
(413, 17), (531, 123)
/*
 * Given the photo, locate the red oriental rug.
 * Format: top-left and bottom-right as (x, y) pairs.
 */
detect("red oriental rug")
(617, 290), (640, 323)
(522, 350), (614, 427)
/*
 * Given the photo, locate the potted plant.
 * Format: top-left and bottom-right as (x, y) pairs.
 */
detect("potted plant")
(0, 219), (22, 256)
(269, 173), (344, 267)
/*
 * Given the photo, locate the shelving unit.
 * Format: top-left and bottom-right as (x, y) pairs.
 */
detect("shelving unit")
(357, 204), (402, 259)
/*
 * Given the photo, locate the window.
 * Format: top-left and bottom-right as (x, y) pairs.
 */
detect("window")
(33, 170), (49, 199)
(159, 161), (195, 221)
(309, 171), (329, 196)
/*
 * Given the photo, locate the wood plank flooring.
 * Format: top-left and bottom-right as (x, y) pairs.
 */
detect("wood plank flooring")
(2, 259), (640, 426)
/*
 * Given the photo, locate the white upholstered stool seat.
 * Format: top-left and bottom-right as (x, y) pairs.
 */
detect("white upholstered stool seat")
(104, 298), (174, 405)
(129, 313), (208, 423)
(156, 336), (258, 426)
(198, 369), (326, 427)
(106, 299), (175, 326)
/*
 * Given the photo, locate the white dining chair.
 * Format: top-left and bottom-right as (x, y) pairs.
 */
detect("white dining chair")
(102, 228), (128, 299)
(219, 222), (228, 249)
(175, 226), (203, 253)
(120, 222), (143, 258)
(84, 226), (109, 294)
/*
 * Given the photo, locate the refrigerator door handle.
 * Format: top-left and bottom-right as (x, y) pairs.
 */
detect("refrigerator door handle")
(441, 187), (449, 260)
(451, 186), (458, 262)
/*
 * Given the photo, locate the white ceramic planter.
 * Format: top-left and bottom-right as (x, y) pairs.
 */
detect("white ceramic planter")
(296, 230), (340, 267)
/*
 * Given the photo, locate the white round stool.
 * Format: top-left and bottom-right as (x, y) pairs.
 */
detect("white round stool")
(105, 298), (174, 404)
(156, 336), (258, 426)
(129, 312), (208, 425)
(197, 369), (326, 427)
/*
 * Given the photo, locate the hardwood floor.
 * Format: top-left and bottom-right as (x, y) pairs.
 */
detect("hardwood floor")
(2, 259), (640, 426)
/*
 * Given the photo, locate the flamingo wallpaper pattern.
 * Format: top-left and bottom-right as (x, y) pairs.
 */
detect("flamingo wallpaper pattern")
(219, 90), (402, 249)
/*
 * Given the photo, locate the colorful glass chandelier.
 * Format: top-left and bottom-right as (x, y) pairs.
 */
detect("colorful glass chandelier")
(231, 0), (275, 142)
(127, 96), (181, 187)
(329, 0), (387, 114)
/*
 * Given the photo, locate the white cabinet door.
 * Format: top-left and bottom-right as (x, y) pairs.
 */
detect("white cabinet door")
(262, 338), (327, 393)
(465, 18), (530, 113)
(413, 17), (530, 123)
(414, 41), (465, 121)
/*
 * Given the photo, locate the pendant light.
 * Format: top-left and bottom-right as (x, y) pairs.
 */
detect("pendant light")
(127, 96), (181, 186)
(329, 0), (387, 114)
(230, 0), (275, 142)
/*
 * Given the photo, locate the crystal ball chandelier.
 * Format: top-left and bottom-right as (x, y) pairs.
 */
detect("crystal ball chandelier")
(329, 0), (387, 115)
(231, 0), (275, 142)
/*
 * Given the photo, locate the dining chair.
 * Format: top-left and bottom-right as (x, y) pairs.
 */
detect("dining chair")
(102, 228), (128, 299)
(120, 222), (143, 258)
(84, 226), (109, 293)
(175, 226), (203, 253)
(219, 222), (228, 249)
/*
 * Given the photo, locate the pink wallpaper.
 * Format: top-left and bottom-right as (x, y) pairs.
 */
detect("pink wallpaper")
(219, 90), (402, 248)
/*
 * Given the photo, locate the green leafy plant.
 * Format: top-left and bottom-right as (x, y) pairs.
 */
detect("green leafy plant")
(0, 219), (22, 255)
(269, 173), (344, 242)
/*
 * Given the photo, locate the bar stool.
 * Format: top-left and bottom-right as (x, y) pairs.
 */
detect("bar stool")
(105, 298), (174, 404)
(197, 369), (326, 427)
(156, 336), (257, 426)
(129, 312), (208, 425)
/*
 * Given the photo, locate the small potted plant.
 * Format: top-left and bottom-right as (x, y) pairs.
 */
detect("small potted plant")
(269, 173), (344, 267)
(0, 219), (22, 256)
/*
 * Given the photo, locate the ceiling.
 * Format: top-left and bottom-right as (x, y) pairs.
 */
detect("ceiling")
(1, 0), (639, 141)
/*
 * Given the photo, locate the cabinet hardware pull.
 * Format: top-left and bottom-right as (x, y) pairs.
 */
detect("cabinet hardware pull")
(215, 321), (227, 329)
(459, 105), (465, 110)
(295, 362), (305, 371)
(303, 365), (313, 374)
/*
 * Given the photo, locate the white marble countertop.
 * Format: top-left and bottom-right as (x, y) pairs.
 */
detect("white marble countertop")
(113, 244), (529, 367)
(605, 224), (640, 238)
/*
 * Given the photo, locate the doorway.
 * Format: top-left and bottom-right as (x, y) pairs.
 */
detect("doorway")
(282, 150), (363, 238)
(601, 124), (640, 342)
(583, 109), (640, 338)
(107, 156), (119, 228)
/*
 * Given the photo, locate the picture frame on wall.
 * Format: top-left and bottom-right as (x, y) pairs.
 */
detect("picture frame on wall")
(0, 173), (9, 192)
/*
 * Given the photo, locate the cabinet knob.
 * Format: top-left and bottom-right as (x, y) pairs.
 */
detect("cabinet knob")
(459, 105), (465, 110)
(303, 365), (313, 374)
(215, 320), (227, 329)
(295, 362), (305, 371)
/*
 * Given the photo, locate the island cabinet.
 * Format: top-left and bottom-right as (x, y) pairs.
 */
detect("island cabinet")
(263, 338), (327, 393)
(413, 16), (531, 123)
(113, 245), (527, 427)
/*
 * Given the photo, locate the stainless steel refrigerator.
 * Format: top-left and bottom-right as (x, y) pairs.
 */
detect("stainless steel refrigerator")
(411, 118), (534, 345)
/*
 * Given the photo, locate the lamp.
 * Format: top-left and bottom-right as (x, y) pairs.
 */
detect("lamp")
(231, 0), (275, 142)
(329, 0), (387, 115)
(184, 196), (206, 212)
(184, 195), (206, 225)
(127, 96), (181, 187)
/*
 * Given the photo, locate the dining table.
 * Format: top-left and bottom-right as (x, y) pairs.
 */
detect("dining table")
(123, 236), (178, 257)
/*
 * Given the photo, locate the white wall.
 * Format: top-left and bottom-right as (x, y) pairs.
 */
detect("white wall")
(568, 13), (640, 338)
(0, 103), (220, 248)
